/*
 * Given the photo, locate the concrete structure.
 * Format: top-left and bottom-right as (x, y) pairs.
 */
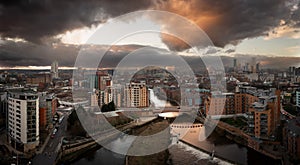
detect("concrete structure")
(90, 89), (99, 107)
(247, 93), (280, 139)
(112, 84), (122, 108)
(8, 91), (39, 152)
(39, 93), (57, 130)
(125, 82), (149, 108)
(96, 71), (111, 91)
(205, 92), (234, 115)
(205, 86), (262, 115)
(39, 107), (47, 130)
(51, 61), (59, 79)
(205, 85), (281, 134)
(103, 87), (113, 105)
(235, 86), (260, 113)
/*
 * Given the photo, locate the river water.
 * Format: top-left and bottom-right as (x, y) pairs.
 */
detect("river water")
(72, 126), (279, 165)
(72, 89), (280, 165)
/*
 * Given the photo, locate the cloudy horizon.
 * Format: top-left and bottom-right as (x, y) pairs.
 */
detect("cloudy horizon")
(0, 0), (300, 69)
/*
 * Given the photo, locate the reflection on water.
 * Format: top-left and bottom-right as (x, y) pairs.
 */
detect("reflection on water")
(72, 147), (125, 165)
(73, 122), (279, 165)
(73, 134), (136, 165)
(171, 123), (280, 165)
(169, 141), (232, 165)
(105, 133), (136, 155)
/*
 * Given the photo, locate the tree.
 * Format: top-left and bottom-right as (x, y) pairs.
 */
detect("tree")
(108, 101), (116, 111)
(101, 104), (109, 112)
(67, 106), (87, 136)
(101, 101), (116, 112)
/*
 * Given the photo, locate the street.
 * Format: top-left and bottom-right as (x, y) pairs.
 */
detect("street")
(31, 112), (69, 165)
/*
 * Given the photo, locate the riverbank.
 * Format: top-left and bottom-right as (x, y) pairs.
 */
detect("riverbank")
(179, 139), (236, 164)
(126, 118), (170, 165)
(169, 141), (231, 165)
(195, 116), (282, 163)
(57, 116), (160, 164)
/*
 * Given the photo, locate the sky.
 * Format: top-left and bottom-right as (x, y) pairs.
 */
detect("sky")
(0, 0), (300, 69)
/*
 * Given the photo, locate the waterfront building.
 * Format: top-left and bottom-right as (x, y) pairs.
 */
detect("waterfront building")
(7, 91), (39, 152)
(235, 86), (260, 113)
(205, 92), (234, 115)
(247, 90), (281, 139)
(204, 85), (280, 128)
(124, 82), (149, 108)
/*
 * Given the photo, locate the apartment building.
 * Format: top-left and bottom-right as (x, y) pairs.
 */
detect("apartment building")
(247, 92), (281, 139)
(8, 91), (39, 152)
(205, 92), (234, 115)
(124, 82), (149, 108)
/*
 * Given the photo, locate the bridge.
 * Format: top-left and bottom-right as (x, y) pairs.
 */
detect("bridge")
(152, 106), (198, 113)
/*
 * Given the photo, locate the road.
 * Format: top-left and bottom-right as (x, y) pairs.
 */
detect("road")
(31, 112), (69, 165)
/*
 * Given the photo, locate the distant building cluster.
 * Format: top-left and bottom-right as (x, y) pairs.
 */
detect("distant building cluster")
(86, 70), (150, 109)
(205, 84), (281, 139)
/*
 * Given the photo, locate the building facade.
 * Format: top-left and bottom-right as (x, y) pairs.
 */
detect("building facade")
(205, 92), (234, 115)
(26, 73), (51, 85)
(296, 90), (300, 108)
(8, 92), (39, 152)
(51, 61), (59, 79)
(125, 82), (149, 108)
(247, 93), (281, 139)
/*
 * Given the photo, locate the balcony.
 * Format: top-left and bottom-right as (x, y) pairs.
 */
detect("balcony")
(261, 115), (267, 119)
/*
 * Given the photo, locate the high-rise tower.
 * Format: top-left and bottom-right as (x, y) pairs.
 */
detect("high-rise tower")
(51, 61), (59, 79)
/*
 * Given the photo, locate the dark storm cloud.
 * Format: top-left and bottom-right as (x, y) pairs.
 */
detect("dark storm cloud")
(0, 0), (297, 48)
(158, 0), (295, 50)
(0, 0), (153, 43)
(0, 0), (299, 67)
(0, 42), (145, 67)
(0, 41), (79, 67)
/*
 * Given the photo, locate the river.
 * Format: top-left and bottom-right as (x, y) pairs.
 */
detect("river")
(72, 89), (280, 165)
(72, 127), (279, 165)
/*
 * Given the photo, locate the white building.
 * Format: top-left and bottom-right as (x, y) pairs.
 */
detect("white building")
(51, 61), (59, 79)
(8, 92), (39, 152)
(90, 89), (99, 107)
